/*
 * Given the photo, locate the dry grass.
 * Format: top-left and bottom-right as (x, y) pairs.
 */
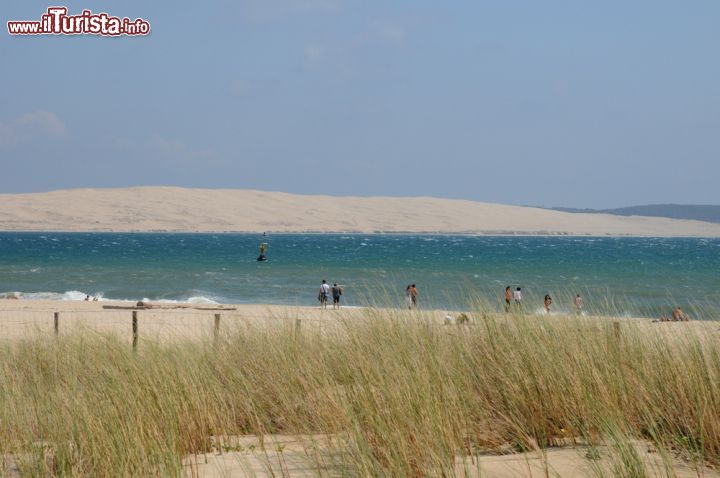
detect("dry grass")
(1, 304), (719, 476)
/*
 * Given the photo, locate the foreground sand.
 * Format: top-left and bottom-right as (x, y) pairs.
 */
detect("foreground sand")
(182, 434), (720, 478)
(4, 432), (716, 477)
(2, 187), (720, 236)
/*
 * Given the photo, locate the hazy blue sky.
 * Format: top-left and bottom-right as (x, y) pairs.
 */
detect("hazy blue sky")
(2, 1), (719, 208)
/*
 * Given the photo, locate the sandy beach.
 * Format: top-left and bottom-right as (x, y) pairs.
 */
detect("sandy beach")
(0, 299), (366, 342)
(0, 297), (712, 343)
(1, 187), (719, 236)
(0, 299), (461, 343)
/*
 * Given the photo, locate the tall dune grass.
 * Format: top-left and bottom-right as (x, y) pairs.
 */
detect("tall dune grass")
(1, 304), (719, 476)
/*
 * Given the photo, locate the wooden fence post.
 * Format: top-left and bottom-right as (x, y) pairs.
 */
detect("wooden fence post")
(54, 312), (59, 336)
(214, 313), (221, 343)
(132, 311), (138, 350)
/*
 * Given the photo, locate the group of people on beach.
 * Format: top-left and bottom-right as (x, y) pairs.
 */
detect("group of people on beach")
(503, 286), (524, 311)
(404, 284), (418, 309)
(318, 281), (419, 310)
(659, 307), (690, 322)
(317, 280), (344, 309)
(504, 286), (584, 315)
(315, 280), (689, 322)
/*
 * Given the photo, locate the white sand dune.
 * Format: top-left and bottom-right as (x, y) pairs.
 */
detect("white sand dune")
(1, 186), (719, 236)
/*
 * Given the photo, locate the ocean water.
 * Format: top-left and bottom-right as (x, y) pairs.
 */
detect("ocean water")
(1, 233), (718, 319)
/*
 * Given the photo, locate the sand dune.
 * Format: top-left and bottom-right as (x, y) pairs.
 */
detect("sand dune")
(1, 187), (719, 236)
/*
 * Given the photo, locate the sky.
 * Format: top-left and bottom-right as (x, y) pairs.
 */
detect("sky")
(1, 1), (719, 208)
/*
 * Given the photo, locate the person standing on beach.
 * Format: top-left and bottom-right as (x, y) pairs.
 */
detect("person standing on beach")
(331, 283), (343, 309)
(544, 294), (553, 314)
(318, 280), (330, 308)
(504, 286), (512, 312)
(410, 284), (418, 309)
(513, 287), (523, 309)
(405, 285), (413, 309)
(575, 294), (584, 315)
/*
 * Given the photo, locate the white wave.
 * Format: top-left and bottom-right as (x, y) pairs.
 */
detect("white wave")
(2, 290), (104, 301)
(28, 292), (66, 300)
(63, 290), (91, 301)
(187, 296), (219, 305)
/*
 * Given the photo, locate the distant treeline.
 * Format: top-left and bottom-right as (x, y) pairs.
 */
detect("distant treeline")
(546, 204), (720, 224)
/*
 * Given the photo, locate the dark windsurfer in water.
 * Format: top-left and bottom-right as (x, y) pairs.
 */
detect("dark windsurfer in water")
(257, 232), (268, 261)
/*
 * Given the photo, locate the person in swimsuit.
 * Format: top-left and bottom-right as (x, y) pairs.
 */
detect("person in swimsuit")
(504, 286), (512, 312)
(544, 294), (553, 314)
(331, 283), (343, 309)
(671, 307), (689, 321)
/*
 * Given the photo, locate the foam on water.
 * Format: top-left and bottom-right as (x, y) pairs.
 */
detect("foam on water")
(3, 290), (95, 301)
(187, 296), (220, 304)
(2, 290), (222, 305)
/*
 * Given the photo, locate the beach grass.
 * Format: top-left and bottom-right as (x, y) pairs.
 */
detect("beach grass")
(1, 305), (719, 476)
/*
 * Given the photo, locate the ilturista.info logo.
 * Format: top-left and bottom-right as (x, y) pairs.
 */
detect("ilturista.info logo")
(7, 7), (150, 36)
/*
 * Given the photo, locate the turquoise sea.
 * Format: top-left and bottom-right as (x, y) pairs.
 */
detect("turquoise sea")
(1, 233), (718, 319)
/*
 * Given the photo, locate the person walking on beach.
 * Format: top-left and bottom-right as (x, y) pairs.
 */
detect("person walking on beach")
(574, 294), (584, 315)
(544, 294), (553, 314)
(504, 286), (512, 312)
(405, 285), (413, 309)
(331, 283), (343, 309)
(318, 280), (330, 308)
(513, 287), (523, 309)
(409, 284), (418, 309)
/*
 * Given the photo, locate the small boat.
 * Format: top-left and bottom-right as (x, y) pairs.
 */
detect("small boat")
(257, 232), (268, 262)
